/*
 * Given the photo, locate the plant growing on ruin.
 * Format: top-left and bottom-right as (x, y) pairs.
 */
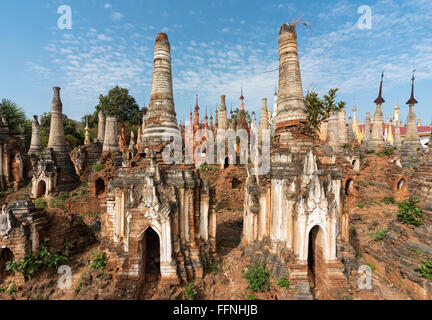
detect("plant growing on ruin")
(5, 241), (70, 279)
(204, 255), (220, 275)
(276, 276), (290, 289)
(304, 88), (346, 138)
(376, 147), (397, 158)
(90, 251), (107, 270)
(49, 193), (69, 210)
(417, 259), (432, 281)
(370, 228), (388, 241)
(185, 282), (197, 300)
(92, 163), (104, 172)
(199, 162), (215, 173)
(75, 272), (85, 293)
(382, 196), (396, 205)
(34, 198), (46, 209)
(6, 283), (16, 296)
(247, 293), (257, 300)
(242, 263), (271, 292)
(216, 200), (229, 212)
(397, 198), (423, 227)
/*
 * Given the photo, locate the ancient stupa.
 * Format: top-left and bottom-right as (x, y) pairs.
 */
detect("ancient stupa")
(28, 115), (42, 155)
(141, 33), (181, 150)
(368, 73), (385, 150)
(400, 73), (423, 168)
(47, 87), (79, 185)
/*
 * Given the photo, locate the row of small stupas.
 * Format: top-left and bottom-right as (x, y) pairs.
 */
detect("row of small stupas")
(343, 73), (430, 148)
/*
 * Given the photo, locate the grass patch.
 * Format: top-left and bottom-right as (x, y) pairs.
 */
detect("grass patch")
(199, 162), (218, 173)
(376, 147), (397, 158)
(49, 192), (69, 210)
(276, 276), (290, 289)
(247, 293), (257, 300)
(34, 198), (46, 209)
(90, 251), (107, 270)
(85, 212), (99, 218)
(216, 200), (229, 212)
(92, 163), (104, 172)
(75, 272), (85, 293)
(382, 196), (396, 205)
(204, 256), (220, 275)
(417, 259), (432, 281)
(185, 282), (197, 300)
(6, 283), (16, 296)
(369, 228), (388, 241)
(357, 180), (368, 187)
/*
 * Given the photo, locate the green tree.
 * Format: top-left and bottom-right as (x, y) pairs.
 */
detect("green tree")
(95, 86), (140, 124)
(39, 113), (84, 149)
(228, 108), (252, 125)
(0, 98), (31, 148)
(305, 88), (346, 138)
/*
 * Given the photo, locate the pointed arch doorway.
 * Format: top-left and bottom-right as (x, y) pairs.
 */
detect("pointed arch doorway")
(307, 225), (325, 299)
(138, 226), (161, 299)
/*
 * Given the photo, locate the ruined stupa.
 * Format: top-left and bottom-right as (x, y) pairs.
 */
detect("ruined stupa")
(28, 115), (42, 155)
(400, 74), (423, 168)
(274, 23), (311, 149)
(97, 110), (105, 143)
(141, 33), (181, 150)
(217, 95), (228, 131)
(394, 105), (402, 147)
(337, 108), (348, 146)
(326, 111), (339, 149)
(368, 73), (385, 150)
(46, 87), (79, 185)
(102, 116), (120, 152)
(363, 112), (371, 144)
(258, 98), (269, 141)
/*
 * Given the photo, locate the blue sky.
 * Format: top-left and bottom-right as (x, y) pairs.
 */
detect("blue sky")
(0, 0), (431, 125)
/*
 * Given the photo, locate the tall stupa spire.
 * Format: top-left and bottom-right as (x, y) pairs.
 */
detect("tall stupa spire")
(47, 86), (79, 184)
(141, 32), (180, 147)
(400, 70), (422, 168)
(84, 116), (91, 145)
(374, 72), (385, 105)
(275, 23), (307, 126)
(369, 72), (385, 150)
(406, 72), (418, 105)
(404, 71), (420, 143)
(97, 110), (105, 143)
(217, 95), (227, 130)
(28, 115), (42, 155)
(48, 87), (67, 152)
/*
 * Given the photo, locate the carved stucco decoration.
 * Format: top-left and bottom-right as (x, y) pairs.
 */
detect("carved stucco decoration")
(0, 204), (12, 237)
(141, 152), (175, 223)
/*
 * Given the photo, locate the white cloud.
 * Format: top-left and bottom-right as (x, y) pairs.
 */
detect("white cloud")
(104, 3), (112, 9)
(97, 34), (112, 41)
(111, 12), (124, 21)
